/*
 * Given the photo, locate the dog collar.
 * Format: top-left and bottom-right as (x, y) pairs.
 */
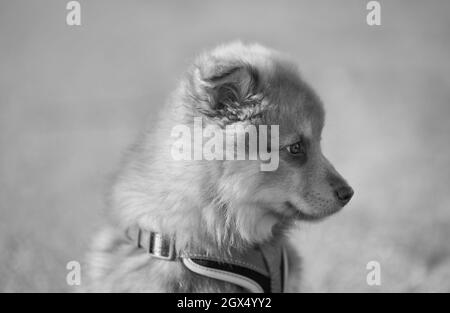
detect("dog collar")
(126, 227), (288, 293)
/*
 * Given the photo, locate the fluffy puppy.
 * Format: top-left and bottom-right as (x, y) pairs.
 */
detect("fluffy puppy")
(86, 42), (353, 292)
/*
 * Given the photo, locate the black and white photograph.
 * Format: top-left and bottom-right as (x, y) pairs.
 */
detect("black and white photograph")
(1, 0), (450, 297)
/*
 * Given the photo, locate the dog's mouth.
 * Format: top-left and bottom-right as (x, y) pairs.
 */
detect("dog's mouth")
(284, 201), (341, 221)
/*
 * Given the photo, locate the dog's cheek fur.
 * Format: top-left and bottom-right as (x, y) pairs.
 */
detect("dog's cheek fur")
(250, 159), (304, 212)
(212, 160), (275, 245)
(214, 160), (299, 244)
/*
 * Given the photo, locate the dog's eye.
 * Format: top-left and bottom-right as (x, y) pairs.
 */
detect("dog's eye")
(287, 141), (305, 155)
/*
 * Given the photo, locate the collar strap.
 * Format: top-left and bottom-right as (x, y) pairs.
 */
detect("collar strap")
(126, 226), (288, 293)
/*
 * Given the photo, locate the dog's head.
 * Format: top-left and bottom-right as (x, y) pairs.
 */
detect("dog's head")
(183, 42), (353, 243)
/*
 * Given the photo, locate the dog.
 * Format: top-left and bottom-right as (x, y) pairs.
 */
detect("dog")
(85, 42), (354, 292)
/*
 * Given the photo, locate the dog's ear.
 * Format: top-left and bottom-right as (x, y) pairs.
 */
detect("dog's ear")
(190, 60), (260, 121)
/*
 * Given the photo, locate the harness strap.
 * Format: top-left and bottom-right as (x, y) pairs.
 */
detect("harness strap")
(182, 258), (267, 293)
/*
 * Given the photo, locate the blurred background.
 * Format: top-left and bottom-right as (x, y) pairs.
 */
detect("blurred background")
(1, 0), (449, 292)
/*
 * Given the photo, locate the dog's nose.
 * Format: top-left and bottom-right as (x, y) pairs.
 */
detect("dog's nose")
(335, 186), (354, 205)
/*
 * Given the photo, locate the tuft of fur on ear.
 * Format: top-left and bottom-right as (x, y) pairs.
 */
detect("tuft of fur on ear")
(189, 59), (265, 124)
